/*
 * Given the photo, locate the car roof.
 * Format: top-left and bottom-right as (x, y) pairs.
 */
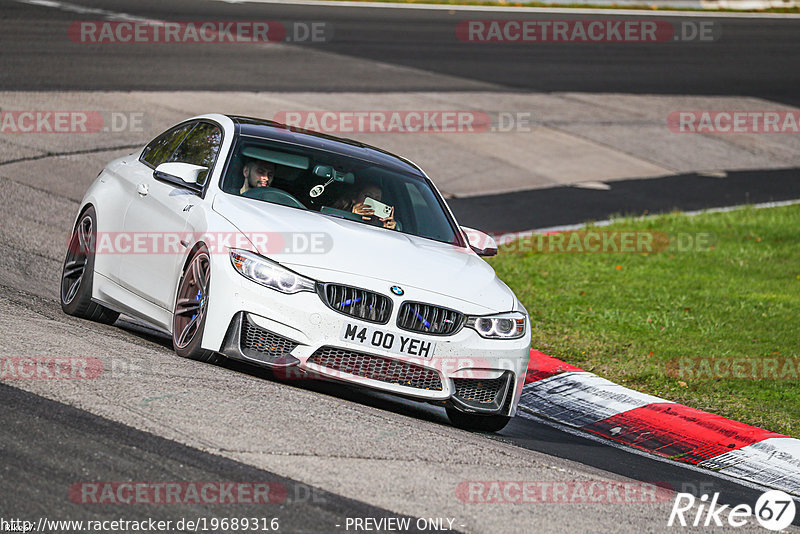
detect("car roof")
(227, 115), (425, 177)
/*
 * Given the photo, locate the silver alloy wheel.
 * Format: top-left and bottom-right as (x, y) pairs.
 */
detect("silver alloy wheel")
(61, 214), (93, 305)
(173, 252), (210, 349)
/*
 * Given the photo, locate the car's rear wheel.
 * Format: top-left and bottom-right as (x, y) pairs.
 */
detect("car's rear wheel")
(60, 206), (120, 324)
(446, 405), (511, 432)
(173, 247), (220, 363)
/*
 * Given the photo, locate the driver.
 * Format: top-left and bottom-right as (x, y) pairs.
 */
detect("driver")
(240, 158), (276, 195)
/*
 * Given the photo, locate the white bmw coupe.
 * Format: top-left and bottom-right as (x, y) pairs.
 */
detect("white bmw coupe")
(61, 114), (531, 431)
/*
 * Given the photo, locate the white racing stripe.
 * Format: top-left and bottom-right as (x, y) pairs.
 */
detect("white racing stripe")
(519, 371), (671, 427)
(215, 0), (800, 19)
(28, 0), (800, 20)
(699, 438), (800, 495)
(15, 0), (156, 22)
(527, 199), (800, 235)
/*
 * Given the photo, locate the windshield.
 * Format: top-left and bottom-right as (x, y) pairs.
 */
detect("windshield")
(220, 137), (460, 245)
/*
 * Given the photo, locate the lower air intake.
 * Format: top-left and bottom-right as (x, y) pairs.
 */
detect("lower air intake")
(307, 346), (442, 391)
(451, 372), (513, 413)
(240, 315), (299, 360)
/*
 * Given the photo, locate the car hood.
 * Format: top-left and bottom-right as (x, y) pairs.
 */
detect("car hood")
(212, 194), (515, 313)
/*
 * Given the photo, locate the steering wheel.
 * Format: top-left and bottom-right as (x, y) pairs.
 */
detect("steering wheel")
(243, 187), (306, 209)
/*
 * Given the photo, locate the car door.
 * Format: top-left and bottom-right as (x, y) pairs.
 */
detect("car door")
(109, 122), (195, 286)
(119, 121), (223, 311)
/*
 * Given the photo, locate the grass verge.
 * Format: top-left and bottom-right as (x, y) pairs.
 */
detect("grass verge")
(489, 204), (800, 437)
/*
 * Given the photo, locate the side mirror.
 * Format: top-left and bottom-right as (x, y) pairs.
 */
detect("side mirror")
(154, 162), (207, 185)
(462, 227), (498, 257)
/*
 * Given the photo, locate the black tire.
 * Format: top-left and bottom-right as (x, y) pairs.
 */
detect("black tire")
(172, 247), (220, 363)
(60, 206), (120, 325)
(446, 405), (512, 433)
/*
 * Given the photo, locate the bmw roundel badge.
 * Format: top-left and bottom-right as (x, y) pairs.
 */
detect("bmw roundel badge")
(390, 286), (404, 296)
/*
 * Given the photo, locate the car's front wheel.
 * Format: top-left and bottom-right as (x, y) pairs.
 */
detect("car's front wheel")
(172, 246), (220, 363)
(60, 206), (120, 324)
(446, 405), (512, 433)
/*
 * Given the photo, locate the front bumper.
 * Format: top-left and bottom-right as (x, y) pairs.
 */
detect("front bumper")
(203, 256), (531, 416)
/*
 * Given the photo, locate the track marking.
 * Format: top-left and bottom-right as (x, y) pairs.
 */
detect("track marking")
(515, 407), (800, 502)
(214, 0), (800, 19)
(522, 356), (800, 497)
(14, 0), (156, 22)
(531, 198), (800, 234)
(700, 438), (800, 494)
(520, 371), (670, 427)
(11, 0), (502, 92)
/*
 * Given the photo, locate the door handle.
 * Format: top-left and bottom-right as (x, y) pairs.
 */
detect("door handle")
(136, 183), (149, 196)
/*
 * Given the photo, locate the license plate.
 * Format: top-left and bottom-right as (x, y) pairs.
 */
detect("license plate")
(339, 323), (435, 358)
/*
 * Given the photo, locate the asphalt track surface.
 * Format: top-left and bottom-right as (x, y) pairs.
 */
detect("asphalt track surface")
(1, 0), (800, 532)
(0, 384), (429, 532)
(449, 167), (800, 232)
(0, 0), (798, 105)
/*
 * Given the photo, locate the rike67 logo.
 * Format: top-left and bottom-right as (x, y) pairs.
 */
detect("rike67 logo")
(668, 490), (796, 531)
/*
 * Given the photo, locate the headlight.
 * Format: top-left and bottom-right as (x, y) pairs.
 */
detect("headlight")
(229, 249), (315, 294)
(465, 311), (526, 339)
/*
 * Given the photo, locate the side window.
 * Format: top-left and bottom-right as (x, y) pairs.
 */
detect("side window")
(141, 122), (195, 169)
(169, 122), (223, 185)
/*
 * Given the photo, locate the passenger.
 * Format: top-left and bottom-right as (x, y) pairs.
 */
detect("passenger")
(333, 183), (396, 230)
(240, 158), (276, 195)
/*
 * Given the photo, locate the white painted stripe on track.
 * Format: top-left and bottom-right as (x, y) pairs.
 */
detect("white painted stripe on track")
(520, 371), (671, 427)
(699, 438), (800, 496)
(530, 198), (800, 235)
(14, 0), (164, 22)
(215, 0), (800, 19)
